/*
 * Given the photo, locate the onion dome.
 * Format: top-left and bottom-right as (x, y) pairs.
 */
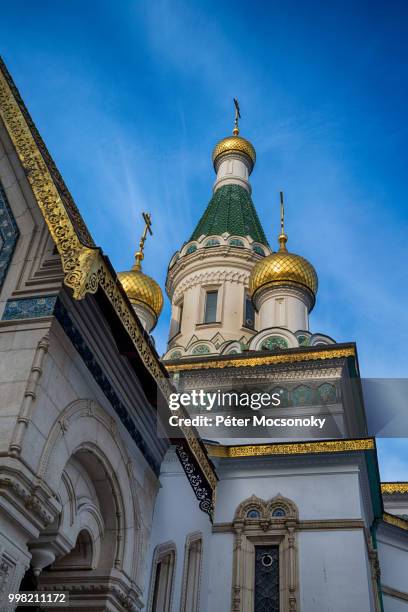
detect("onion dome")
(212, 135), (256, 173)
(118, 212), (163, 331)
(118, 262), (163, 319)
(212, 99), (256, 173)
(249, 201), (318, 309)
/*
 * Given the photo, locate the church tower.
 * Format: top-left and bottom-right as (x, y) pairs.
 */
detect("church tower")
(164, 103), (333, 360)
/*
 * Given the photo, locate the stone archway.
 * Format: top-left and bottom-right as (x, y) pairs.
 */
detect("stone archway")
(26, 399), (151, 611)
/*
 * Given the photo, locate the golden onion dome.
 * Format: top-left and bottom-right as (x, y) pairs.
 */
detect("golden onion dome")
(249, 233), (318, 306)
(118, 212), (164, 325)
(118, 265), (163, 318)
(212, 134), (256, 172)
(118, 259), (163, 320)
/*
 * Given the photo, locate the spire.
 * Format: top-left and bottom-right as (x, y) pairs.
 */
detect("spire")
(278, 191), (288, 252)
(133, 212), (153, 271)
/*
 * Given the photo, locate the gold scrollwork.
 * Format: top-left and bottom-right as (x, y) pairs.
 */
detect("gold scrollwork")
(381, 483), (408, 495)
(166, 346), (356, 372)
(206, 438), (375, 458)
(0, 59), (217, 498)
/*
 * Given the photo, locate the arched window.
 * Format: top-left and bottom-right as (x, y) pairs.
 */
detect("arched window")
(149, 543), (176, 612)
(204, 238), (220, 248)
(180, 534), (203, 612)
(185, 244), (197, 255)
(252, 244), (265, 257)
(232, 495), (299, 611)
(230, 238), (245, 248)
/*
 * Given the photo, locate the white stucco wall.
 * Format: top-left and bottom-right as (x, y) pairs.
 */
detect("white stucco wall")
(299, 529), (374, 611)
(377, 528), (408, 605)
(213, 462), (365, 523)
(144, 448), (213, 611)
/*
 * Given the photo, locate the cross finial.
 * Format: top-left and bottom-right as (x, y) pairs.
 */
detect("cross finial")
(233, 98), (241, 135)
(278, 191), (288, 251)
(133, 212), (153, 270)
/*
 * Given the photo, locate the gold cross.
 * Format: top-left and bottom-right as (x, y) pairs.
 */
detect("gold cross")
(280, 191), (285, 235)
(233, 98), (241, 135)
(134, 212), (153, 269)
(278, 191), (288, 251)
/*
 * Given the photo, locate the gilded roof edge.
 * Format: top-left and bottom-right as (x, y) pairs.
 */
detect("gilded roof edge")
(383, 512), (408, 532)
(205, 438), (375, 458)
(166, 345), (356, 372)
(381, 482), (408, 495)
(0, 58), (217, 501)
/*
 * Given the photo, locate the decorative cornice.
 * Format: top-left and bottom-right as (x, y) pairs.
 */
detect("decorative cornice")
(383, 512), (408, 531)
(167, 252), (254, 300)
(381, 482), (408, 495)
(212, 518), (365, 533)
(206, 438), (375, 458)
(0, 59), (217, 513)
(172, 267), (250, 302)
(0, 471), (56, 528)
(166, 346), (356, 372)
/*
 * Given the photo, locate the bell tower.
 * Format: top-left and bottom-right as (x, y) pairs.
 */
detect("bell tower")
(164, 102), (271, 360)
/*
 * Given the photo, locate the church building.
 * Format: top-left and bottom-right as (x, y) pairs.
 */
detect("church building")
(0, 58), (407, 611)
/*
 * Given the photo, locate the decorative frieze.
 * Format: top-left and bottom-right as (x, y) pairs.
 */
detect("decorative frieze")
(2, 295), (57, 320)
(0, 182), (19, 289)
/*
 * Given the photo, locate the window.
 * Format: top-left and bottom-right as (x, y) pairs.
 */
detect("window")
(204, 238), (220, 248)
(244, 294), (255, 329)
(255, 546), (279, 611)
(230, 238), (244, 248)
(181, 535), (202, 612)
(204, 290), (218, 323)
(232, 495), (299, 612)
(175, 301), (183, 334)
(185, 244), (197, 255)
(149, 545), (176, 612)
(252, 244), (265, 256)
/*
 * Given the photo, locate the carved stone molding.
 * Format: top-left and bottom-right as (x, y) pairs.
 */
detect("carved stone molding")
(172, 267), (250, 303)
(0, 470), (56, 529)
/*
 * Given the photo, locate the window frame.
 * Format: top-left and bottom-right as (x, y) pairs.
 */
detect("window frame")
(203, 289), (218, 324)
(148, 542), (176, 612)
(180, 532), (203, 612)
(243, 292), (255, 330)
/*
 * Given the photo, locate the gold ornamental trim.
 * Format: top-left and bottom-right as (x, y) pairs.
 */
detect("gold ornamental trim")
(383, 512), (408, 532)
(205, 438), (375, 458)
(166, 346), (356, 372)
(381, 483), (408, 495)
(0, 60), (217, 495)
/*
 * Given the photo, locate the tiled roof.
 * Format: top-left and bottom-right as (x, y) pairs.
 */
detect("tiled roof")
(190, 184), (269, 246)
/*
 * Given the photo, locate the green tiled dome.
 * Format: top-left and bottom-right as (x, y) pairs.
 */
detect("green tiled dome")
(190, 184), (269, 247)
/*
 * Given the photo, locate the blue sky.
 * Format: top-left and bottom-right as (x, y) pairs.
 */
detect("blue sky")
(1, 0), (407, 480)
